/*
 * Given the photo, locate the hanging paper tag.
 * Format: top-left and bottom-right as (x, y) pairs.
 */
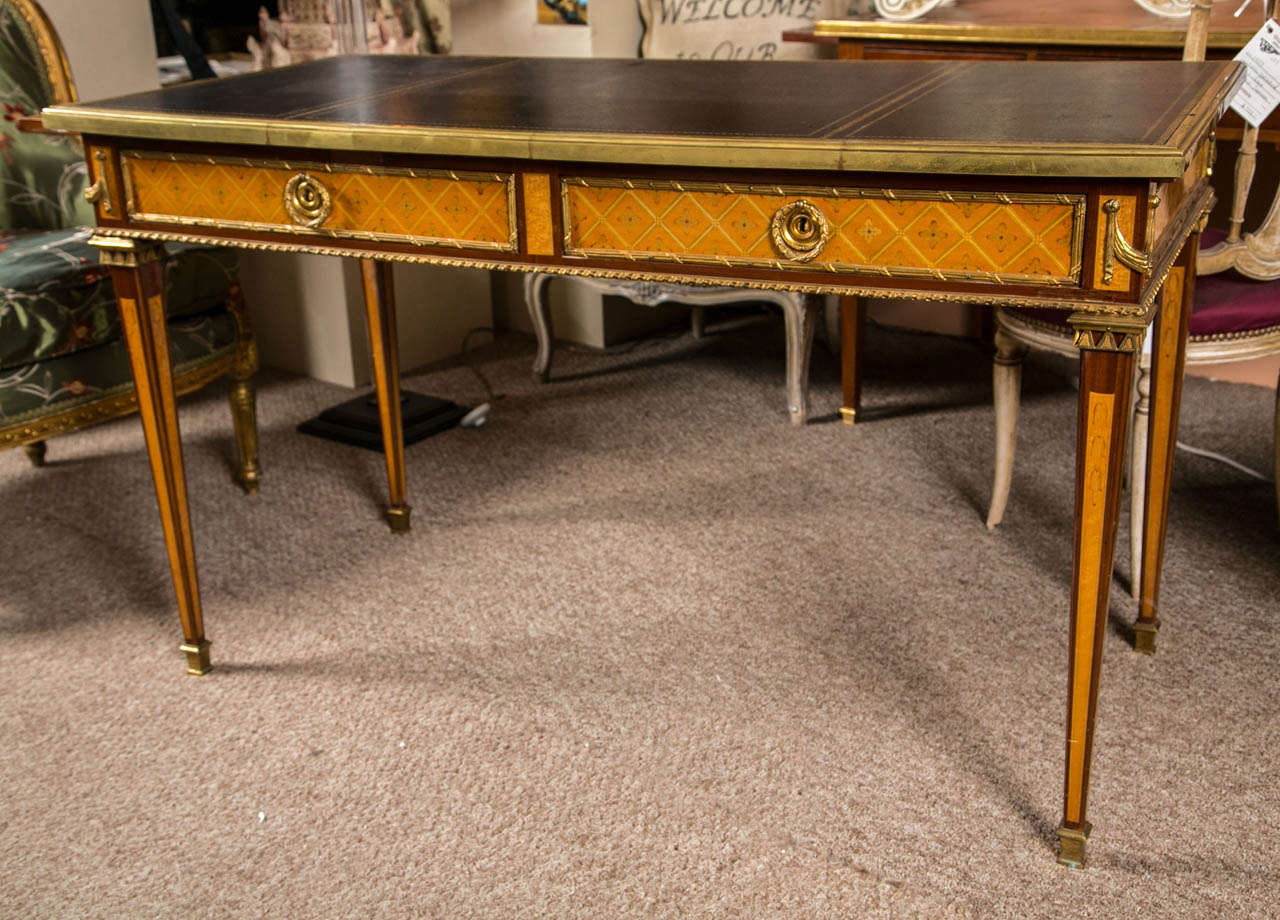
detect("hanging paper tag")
(1230, 19), (1280, 127)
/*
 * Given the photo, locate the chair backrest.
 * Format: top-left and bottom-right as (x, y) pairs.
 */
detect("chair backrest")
(1180, 0), (1211, 61)
(0, 0), (94, 232)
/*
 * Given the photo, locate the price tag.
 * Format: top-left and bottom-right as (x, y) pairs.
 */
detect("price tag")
(1229, 19), (1280, 127)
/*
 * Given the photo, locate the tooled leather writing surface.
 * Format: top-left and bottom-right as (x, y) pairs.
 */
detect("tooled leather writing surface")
(68, 55), (1234, 153)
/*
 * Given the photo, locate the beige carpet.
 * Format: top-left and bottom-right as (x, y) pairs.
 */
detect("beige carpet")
(2, 317), (1277, 919)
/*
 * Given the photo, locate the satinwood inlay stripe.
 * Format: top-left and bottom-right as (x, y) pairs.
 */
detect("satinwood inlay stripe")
(1066, 389), (1115, 824)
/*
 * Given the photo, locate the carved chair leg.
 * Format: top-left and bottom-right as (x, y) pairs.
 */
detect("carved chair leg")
(23, 440), (47, 467)
(690, 305), (706, 340)
(839, 295), (867, 425)
(229, 378), (260, 494)
(781, 294), (818, 426)
(523, 272), (555, 382)
(1129, 354), (1151, 599)
(226, 285), (261, 494)
(1273, 367), (1279, 528)
(987, 324), (1028, 530)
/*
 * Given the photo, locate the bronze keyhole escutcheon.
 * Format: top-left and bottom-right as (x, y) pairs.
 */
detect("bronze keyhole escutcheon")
(284, 172), (333, 228)
(771, 199), (830, 262)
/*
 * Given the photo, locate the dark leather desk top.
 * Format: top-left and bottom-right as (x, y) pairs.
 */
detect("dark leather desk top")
(44, 55), (1241, 179)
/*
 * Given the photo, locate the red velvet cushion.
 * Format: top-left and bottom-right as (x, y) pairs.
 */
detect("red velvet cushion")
(1191, 228), (1280, 336)
(1005, 229), (1280, 338)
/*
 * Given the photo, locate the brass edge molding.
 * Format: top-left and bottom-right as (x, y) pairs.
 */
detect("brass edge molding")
(1101, 198), (1152, 284)
(118, 150), (519, 253)
(42, 107), (1196, 179)
(90, 226), (1153, 316)
(810, 18), (1255, 48)
(1163, 66), (1245, 161)
(560, 177), (1085, 286)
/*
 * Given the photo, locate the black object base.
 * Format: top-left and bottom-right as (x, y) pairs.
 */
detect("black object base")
(297, 390), (468, 452)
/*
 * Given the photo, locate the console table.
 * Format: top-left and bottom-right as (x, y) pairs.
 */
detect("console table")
(43, 54), (1241, 868)
(786, 0), (1268, 141)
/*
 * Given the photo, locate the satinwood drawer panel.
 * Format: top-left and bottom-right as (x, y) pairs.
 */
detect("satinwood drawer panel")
(120, 151), (518, 252)
(561, 177), (1086, 286)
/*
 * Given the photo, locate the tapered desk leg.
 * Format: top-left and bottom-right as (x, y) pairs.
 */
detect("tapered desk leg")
(92, 236), (210, 676)
(1057, 332), (1136, 868)
(839, 295), (866, 425)
(1135, 240), (1195, 654)
(360, 259), (411, 533)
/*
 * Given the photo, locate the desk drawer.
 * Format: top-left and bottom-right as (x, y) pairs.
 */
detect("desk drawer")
(562, 177), (1085, 286)
(121, 151), (518, 252)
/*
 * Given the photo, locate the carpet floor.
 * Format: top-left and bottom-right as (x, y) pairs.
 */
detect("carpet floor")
(2, 316), (1277, 919)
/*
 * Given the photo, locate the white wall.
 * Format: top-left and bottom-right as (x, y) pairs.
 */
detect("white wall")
(41, 0), (158, 99)
(454, 1), (650, 348)
(453, 0), (591, 56)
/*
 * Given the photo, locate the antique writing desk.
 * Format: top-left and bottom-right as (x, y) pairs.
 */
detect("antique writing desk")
(43, 55), (1241, 867)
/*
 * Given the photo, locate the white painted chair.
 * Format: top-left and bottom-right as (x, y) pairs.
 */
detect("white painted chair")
(985, 1), (1280, 596)
(523, 274), (821, 426)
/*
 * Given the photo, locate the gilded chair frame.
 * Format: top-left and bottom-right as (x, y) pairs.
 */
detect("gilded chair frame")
(0, 0), (260, 490)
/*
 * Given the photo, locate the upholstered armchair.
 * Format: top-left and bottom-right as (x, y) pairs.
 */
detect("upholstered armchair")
(0, 0), (260, 490)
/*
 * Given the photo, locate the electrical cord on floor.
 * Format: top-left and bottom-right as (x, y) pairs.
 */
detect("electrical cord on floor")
(1175, 441), (1270, 481)
(459, 326), (504, 405)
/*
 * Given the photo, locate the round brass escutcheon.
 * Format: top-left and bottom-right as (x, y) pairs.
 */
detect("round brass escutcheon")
(770, 199), (830, 263)
(283, 172), (332, 228)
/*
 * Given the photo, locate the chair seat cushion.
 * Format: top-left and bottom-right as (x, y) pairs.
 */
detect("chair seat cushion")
(0, 228), (237, 372)
(1191, 228), (1280, 337)
(0, 307), (239, 426)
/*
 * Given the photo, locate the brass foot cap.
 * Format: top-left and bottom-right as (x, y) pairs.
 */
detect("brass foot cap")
(237, 468), (262, 495)
(180, 640), (212, 676)
(1133, 619), (1160, 655)
(839, 406), (858, 426)
(385, 505), (412, 534)
(1056, 822), (1092, 869)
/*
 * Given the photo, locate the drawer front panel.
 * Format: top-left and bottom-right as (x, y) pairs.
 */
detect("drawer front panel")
(563, 178), (1085, 286)
(121, 152), (517, 251)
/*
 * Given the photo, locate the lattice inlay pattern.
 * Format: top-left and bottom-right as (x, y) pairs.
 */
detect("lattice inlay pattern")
(563, 179), (1084, 285)
(122, 153), (516, 251)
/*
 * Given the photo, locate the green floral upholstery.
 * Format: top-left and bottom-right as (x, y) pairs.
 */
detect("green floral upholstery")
(0, 227), (237, 370)
(0, 0), (258, 493)
(0, 227), (240, 425)
(0, 3), (95, 230)
(0, 308), (237, 425)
